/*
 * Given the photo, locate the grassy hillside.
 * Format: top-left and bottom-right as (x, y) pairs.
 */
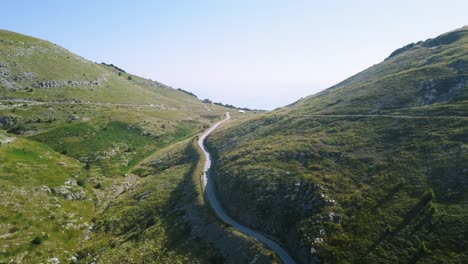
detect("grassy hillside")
(0, 30), (267, 263)
(0, 134), (94, 262)
(207, 26), (468, 263)
(0, 29), (208, 109)
(288, 26), (468, 116)
(78, 138), (275, 263)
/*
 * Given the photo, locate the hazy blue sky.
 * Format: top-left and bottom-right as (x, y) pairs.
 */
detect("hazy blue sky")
(2, 1), (467, 109)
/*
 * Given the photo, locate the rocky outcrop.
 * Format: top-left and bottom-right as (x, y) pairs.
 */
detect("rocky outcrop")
(418, 76), (467, 105)
(0, 115), (17, 129)
(0, 64), (21, 90)
(0, 76), (19, 90)
(152, 80), (166, 87)
(52, 179), (86, 200)
(35, 77), (106, 88)
(387, 42), (420, 59)
(0, 63), (37, 90)
(387, 27), (467, 59)
(0, 64), (9, 76)
(0, 136), (16, 146)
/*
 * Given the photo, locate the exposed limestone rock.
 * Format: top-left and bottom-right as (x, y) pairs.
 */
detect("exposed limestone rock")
(0, 77), (15, 89)
(0, 63), (36, 90)
(35, 76), (106, 88)
(53, 179), (86, 200)
(17, 71), (36, 82)
(0, 64), (9, 76)
(0, 136), (16, 146)
(39, 185), (51, 194)
(47, 257), (60, 264)
(328, 212), (342, 223)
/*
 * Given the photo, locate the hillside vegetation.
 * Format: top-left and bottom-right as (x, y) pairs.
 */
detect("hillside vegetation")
(207, 26), (468, 263)
(289, 26), (467, 116)
(0, 29), (267, 263)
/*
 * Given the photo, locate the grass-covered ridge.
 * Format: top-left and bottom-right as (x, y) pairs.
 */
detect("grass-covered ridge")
(0, 29), (210, 109)
(287, 26), (468, 116)
(207, 26), (468, 263)
(0, 29), (267, 263)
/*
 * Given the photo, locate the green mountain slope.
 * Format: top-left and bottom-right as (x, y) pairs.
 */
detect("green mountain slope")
(288, 26), (467, 116)
(207, 26), (468, 263)
(0, 29), (206, 109)
(0, 30), (270, 263)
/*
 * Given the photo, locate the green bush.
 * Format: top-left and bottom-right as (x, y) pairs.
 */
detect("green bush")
(31, 236), (42, 245)
(77, 179), (85, 187)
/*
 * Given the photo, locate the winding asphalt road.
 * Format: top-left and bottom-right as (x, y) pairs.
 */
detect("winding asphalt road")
(198, 112), (296, 264)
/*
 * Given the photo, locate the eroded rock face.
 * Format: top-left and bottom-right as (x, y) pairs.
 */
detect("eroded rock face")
(418, 76), (467, 105)
(0, 64), (20, 90)
(0, 115), (17, 129)
(0, 64), (10, 76)
(35, 77), (106, 88)
(0, 63), (37, 90)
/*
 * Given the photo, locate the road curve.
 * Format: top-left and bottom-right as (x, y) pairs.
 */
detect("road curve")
(198, 112), (296, 264)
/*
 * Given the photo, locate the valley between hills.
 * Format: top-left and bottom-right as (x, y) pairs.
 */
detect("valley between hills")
(0, 26), (467, 264)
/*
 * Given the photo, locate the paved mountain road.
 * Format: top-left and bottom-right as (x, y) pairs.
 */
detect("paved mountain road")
(197, 112), (296, 264)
